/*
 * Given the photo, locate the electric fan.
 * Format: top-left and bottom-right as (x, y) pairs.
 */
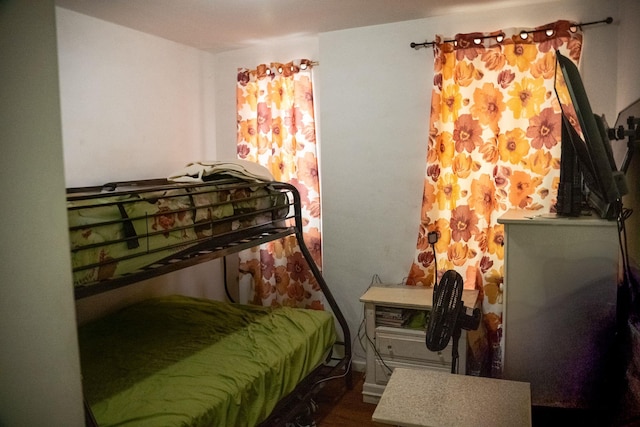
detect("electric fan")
(426, 269), (481, 374)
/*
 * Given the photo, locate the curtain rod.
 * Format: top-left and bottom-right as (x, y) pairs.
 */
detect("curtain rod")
(409, 17), (613, 49)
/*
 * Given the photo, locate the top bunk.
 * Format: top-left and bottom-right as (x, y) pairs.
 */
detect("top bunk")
(67, 174), (300, 299)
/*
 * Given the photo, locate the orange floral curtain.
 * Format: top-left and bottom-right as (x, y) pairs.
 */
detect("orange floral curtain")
(407, 21), (583, 375)
(236, 59), (325, 309)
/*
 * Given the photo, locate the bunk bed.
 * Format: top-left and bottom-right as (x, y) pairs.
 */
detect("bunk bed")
(68, 171), (352, 427)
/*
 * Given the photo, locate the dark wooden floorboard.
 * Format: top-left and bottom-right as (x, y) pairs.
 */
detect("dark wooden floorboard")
(314, 370), (378, 426)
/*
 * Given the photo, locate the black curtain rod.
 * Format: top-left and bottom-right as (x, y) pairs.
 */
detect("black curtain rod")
(410, 17), (613, 49)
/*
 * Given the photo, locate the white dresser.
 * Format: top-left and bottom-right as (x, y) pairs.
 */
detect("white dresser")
(499, 209), (619, 408)
(360, 285), (478, 404)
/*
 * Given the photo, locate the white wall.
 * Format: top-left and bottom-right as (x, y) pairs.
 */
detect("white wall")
(318, 0), (619, 364)
(204, 0), (619, 365)
(1, 0), (629, 422)
(57, 7), (216, 187)
(0, 1), (84, 425)
(57, 0), (626, 370)
(56, 11), (318, 323)
(615, 0), (640, 114)
(57, 7), (228, 324)
(75, 261), (227, 325)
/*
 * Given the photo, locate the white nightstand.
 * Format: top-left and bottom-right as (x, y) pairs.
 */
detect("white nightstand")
(360, 285), (478, 404)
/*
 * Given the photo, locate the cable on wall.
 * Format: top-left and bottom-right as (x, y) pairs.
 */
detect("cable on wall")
(409, 16), (613, 49)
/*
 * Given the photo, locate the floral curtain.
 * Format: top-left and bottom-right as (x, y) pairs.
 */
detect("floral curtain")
(236, 59), (325, 309)
(407, 21), (584, 375)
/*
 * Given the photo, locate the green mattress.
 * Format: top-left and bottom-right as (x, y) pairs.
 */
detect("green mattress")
(78, 295), (336, 427)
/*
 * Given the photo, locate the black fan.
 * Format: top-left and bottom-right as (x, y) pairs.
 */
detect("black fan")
(426, 269), (481, 374)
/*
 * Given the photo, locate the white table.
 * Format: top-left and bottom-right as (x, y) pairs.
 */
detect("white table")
(372, 367), (531, 427)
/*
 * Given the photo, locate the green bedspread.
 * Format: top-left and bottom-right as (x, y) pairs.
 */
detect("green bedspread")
(78, 295), (335, 427)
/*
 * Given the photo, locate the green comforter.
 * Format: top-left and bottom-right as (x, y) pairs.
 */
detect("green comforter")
(78, 295), (335, 427)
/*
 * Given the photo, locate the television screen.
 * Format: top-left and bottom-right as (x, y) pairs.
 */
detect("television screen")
(554, 51), (626, 219)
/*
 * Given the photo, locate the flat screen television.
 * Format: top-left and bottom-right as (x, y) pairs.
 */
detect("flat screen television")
(554, 51), (627, 219)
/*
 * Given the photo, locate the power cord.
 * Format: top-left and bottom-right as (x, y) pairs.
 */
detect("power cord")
(360, 274), (395, 378)
(428, 231), (439, 287)
(618, 204), (633, 286)
(617, 203), (635, 330)
(362, 309), (393, 376)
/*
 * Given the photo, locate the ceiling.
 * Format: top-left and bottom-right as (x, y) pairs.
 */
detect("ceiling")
(55, 0), (541, 54)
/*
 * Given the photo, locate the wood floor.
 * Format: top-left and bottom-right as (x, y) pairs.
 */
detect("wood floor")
(314, 370), (378, 426)
(308, 369), (640, 427)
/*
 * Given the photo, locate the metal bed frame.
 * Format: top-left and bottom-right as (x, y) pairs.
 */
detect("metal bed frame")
(69, 176), (352, 426)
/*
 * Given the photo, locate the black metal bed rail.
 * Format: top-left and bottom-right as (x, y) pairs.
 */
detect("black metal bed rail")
(73, 224), (297, 299)
(67, 176), (271, 199)
(69, 178), (297, 294)
(74, 177), (353, 425)
(69, 196), (294, 263)
(68, 181), (280, 210)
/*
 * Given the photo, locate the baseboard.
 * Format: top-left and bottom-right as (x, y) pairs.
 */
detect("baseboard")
(352, 358), (366, 373)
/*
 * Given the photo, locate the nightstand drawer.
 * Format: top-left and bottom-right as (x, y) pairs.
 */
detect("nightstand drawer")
(375, 326), (452, 365)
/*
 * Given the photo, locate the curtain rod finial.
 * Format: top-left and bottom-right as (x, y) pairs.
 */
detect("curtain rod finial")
(410, 41), (431, 49)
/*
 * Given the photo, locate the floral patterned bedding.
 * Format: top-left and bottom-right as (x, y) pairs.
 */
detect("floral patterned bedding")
(68, 180), (288, 289)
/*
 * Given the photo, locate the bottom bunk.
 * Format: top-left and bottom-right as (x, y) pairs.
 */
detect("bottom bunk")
(78, 295), (337, 427)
